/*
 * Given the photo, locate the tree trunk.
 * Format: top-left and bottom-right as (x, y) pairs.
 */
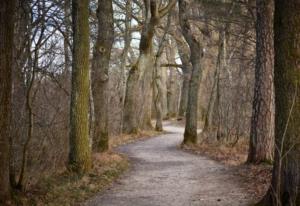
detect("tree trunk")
(203, 30), (223, 132)
(154, 59), (163, 131)
(176, 37), (192, 119)
(92, 0), (114, 152)
(122, 0), (175, 134)
(247, 0), (274, 164)
(68, 0), (91, 173)
(119, 0), (132, 133)
(0, 0), (15, 202)
(153, 14), (171, 131)
(179, 0), (203, 145)
(122, 10), (156, 133)
(166, 41), (179, 118)
(258, 0), (300, 205)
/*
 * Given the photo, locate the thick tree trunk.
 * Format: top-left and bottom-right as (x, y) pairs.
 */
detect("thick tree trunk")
(179, 0), (203, 145)
(0, 0), (15, 202)
(68, 0), (91, 173)
(247, 0), (274, 164)
(258, 0), (300, 205)
(122, 11), (156, 134)
(123, 63), (140, 133)
(10, 0), (29, 188)
(122, 0), (175, 134)
(92, 0), (114, 152)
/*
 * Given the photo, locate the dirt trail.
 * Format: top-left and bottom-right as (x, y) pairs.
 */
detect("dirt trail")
(84, 124), (254, 206)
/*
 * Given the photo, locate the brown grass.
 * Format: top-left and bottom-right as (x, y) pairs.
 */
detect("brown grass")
(182, 137), (249, 166)
(13, 152), (128, 206)
(109, 130), (164, 148)
(10, 129), (162, 206)
(182, 137), (272, 201)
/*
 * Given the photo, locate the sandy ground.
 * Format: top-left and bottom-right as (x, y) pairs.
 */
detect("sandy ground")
(84, 124), (254, 206)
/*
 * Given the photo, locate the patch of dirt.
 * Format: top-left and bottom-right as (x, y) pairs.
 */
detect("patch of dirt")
(85, 125), (258, 206)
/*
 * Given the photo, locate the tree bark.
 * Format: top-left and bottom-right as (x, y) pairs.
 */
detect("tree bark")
(203, 29), (223, 132)
(258, 0), (300, 205)
(122, 3), (156, 133)
(154, 13), (171, 131)
(92, 0), (114, 152)
(247, 0), (274, 164)
(176, 38), (192, 119)
(179, 0), (203, 145)
(166, 40), (179, 118)
(0, 0), (15, 202)
(123, 0), (176, 133)
(68, 0), (91, 173)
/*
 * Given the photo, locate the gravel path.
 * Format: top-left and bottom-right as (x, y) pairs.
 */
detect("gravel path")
(85, 124), (254, 206)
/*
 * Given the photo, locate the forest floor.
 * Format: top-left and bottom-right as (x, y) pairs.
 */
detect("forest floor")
(14, 130), (162, 206)
(84, 123), (265, 206)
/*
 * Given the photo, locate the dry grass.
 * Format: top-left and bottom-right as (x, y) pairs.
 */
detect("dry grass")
(110, 130), (164, 148)
(182, 137), (249, 166)
(182, 137), (272, 201)
(10, 129), (162, 206)
(234, 164), (272, 200)
(12, 152), (128, 206)
(14, 152), (128, 206)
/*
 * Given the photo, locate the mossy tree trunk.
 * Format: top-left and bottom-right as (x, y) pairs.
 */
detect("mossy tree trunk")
(68, 0), (91, 173)
(92, 0), (114, 152)
(258, 0), (300, 205)
(179, 0), (203, 145)
(0, 0), (15, 202)
(247, 0), (274, 164)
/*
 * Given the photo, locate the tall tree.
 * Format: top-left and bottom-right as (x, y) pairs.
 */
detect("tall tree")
(179, 0), (203, 144)
(0, 0), (15, 202)
(247, 0), (274, 164)
(258, 0), (300, 205)
(68, 0), (91, 173)
(92, 0), (114, 152)
(122, 0), (176, 134)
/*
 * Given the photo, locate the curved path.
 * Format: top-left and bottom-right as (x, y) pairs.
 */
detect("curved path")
(85, 124), (253, 206)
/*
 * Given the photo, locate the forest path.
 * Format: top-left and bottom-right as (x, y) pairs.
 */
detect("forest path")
(84, 123), (253, 206)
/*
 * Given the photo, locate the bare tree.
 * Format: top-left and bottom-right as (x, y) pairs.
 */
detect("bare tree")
(179, 0), (203, 144)
(122, 0), (176, 133)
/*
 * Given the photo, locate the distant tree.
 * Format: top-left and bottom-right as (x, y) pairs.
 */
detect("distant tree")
(258, 0), (300, 205)
(92, 0), (114, 152)
(179, 0), (203, 144)
(247, 0), (274, 164)
(68, 0), (91, 173)
(176, 36), (192, 119)
(0, 0), (15, 202)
